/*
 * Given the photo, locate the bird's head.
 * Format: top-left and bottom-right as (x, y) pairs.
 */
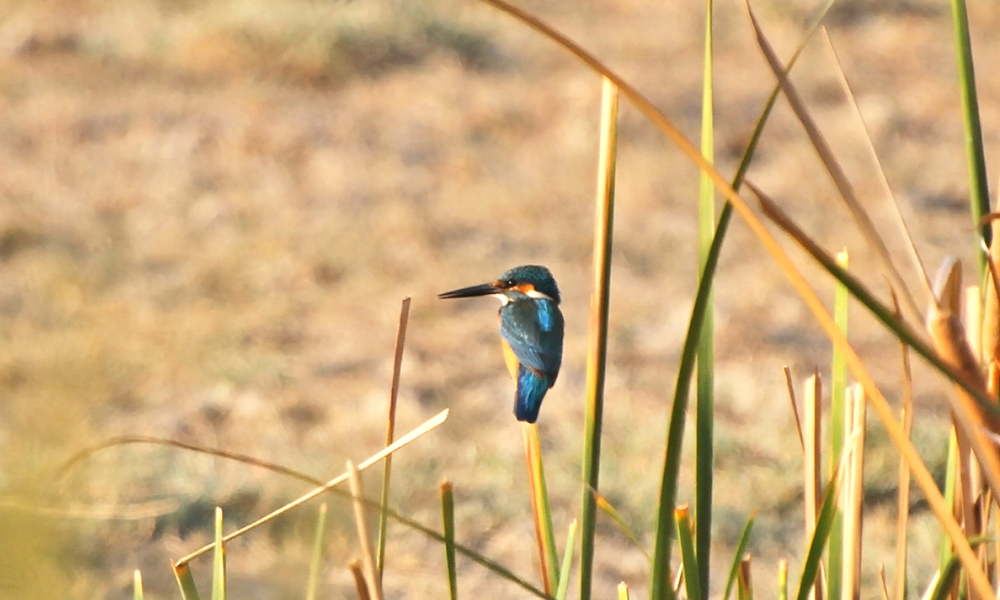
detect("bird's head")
(437, 264), (561, 304)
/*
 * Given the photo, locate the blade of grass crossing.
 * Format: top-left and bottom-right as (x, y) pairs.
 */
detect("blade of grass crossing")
(172, 561), (201, 600)
(306, 503), (329, 600)
(212, 507), (225, 600)
(579, 76), (618, 600)
(796, 457), (843, 600)
(696, 2), (716, 596)
(441, 481), (458, 600)
(593, 490), (650, 561)
(827, 251), (848, 600)
(555, 521), (578, 600)
(378, 297), (411, 580)
(951, 0), (992, 264)
(676, 506), (703, 600)
(722, 512), (756, 600)
(133, 570), (143, 600)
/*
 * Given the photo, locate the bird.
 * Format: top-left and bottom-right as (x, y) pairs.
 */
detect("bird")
(438, 265), (564, 423)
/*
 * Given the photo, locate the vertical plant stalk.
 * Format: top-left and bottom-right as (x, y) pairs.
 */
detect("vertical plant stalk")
(306, 503), (329, 600)
(951, 0), (992, 263)
(579, 76), (618, 600)
(695, 2), (716, 596)
(212, 507), (226, 600)
(172, 561), (201, 600)
(778, 560), (787, 600)
(737, 556), (753, 600)
(722, 513), (756, 600)
(441, 481), (458, 600)
(349, 560), (372, 600)
(802, 372), (823, 600)
(893, 306), (915, 600)
(377, 297), (411, 580)
(676, 506), (703, 600)
(133, 569), (144, 600)
(827, 251), (848, 600)
(524, 423), (558, 594)
(555, 520), (578, 600)
(618, 582), (631, 600)
(348, 460), (385, 600)
(841, 385), (866, 600)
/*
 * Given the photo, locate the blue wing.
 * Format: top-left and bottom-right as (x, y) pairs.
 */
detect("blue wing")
(514, 364), (549, 423)
(499, 298), (564, 384)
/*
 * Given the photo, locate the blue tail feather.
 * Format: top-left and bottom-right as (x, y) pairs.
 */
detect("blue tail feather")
(514, 365), (550, 423)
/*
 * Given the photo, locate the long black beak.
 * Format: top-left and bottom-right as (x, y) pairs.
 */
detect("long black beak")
(437, 282), (498, 300)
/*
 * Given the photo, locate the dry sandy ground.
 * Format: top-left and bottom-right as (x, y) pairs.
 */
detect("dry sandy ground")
(1, 0), (999, 597)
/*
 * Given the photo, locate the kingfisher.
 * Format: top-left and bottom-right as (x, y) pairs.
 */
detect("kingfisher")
(438, 265), (565, 423)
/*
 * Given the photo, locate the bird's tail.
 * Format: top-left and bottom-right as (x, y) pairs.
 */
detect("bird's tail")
(514, 365), (550, 423)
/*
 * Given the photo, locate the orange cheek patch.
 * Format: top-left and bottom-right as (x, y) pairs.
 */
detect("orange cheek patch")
(514, 283), (536, 294)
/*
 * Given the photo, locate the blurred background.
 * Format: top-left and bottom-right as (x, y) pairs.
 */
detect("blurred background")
(0, 0), (998, 597)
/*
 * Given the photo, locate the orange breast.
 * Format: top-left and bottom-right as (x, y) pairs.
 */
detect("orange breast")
(500, 338), (520, 382)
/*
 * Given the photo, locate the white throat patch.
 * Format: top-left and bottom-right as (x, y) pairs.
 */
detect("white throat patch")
(526, 289), (554, 301)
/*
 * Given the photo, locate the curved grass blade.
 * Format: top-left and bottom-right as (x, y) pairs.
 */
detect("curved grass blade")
(925, 554), (962, 600)
(696, 2), (716, 595)
(795, 447), (845, 600)
(523, 423), (558, 594)
(306, 503), (328, 600)
(580, 76), (618, 600)
(951, 0), (992, 263)
(441, 481), (458, 600)
(722, 511), (756, 600)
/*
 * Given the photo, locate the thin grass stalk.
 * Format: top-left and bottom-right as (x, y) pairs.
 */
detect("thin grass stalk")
(555, 520), (578, 600)
(523, 423), (558, 593)
(893, 300), (915, 600)
(878, 566), (890, 600)
(783, 366), (805, 453)
(172, 561), (201, 600)
(939, 430), (959, 573)
(579, 76), (618, 600)
(349, 560), (372, 600)
(676, 506), (702, 600)
(842, 385), (866, 600)
(827, 251), (848, 600)
(737, 556), (753, 600)
(747, 182), (996, 598)
(306, 503), (328, 600)
(176, 410), (448, 566)
(695, 3), (716, 595)
(133, 570), (143, 600)
(618, 583), (631, 600)
(593, 490), (649, 561)
(212, 507), (225, 600)
(923, 556), (962, 600)
(348, 460), (384, 600)
(377, 297), (411, 580)
(820, 30), (931, 299)
(778, 560), (788, 600)
(796, 444), (847, 600)
(803, 372), (822, 600)
(722, 512), (755, 600)
(441, 481), (458, 600)
(950, 0), (992, 264)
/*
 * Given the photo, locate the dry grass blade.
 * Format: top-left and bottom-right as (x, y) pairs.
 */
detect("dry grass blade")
(744, 180), (994, 598)
(877, 565), (890, 600)
(378, 296), (411, 579)
(349, 560), (372, 600)
(738, 554), (753, 600)
(842, 384), (866, 600)
(893, 291), (915, 600)
(927, 260), (1000, 506)
(175, 409), (449, 565)
(348, 460), (384, 600)
(783, 366), (805, 453)
(819, 29), (932, 301)
(747, 10), (921, 325)
(981, 217), (1000, 363)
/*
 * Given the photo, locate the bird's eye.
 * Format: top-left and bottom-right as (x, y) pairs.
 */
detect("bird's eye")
(505, 279), (516, 287)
